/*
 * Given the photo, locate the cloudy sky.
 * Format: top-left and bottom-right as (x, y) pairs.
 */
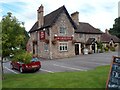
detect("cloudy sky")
(0, 0), (119, 32)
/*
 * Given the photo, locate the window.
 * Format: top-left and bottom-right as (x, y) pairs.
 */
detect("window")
(59, 42), (68, 51)
(44, 43), (48, 51)
(59, 27), (67, 36)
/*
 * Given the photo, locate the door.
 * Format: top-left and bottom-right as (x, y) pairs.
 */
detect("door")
(75, 44), (79, 55)
(92, 44), (95, 53)
(33, 43), (35, 54)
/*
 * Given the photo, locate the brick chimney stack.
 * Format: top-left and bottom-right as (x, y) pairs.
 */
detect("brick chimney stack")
(37, 4), (44, 28)
(71, 11), (79, 25)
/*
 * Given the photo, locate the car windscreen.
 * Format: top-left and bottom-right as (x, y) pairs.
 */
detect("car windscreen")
(31, 57), (39, 62)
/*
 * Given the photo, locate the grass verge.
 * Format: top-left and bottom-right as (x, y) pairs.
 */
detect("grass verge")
(2, 65), (110, 88)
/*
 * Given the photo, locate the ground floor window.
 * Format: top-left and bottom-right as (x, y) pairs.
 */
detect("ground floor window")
(59, 42), (68, 51)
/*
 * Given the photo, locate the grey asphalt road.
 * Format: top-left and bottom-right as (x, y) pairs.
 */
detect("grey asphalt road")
(3, 52), (119, 74)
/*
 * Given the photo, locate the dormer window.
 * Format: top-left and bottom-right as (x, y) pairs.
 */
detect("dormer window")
(59, 27), (67, 36)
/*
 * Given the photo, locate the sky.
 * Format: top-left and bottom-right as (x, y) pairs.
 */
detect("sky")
(0, 0), (120, 32)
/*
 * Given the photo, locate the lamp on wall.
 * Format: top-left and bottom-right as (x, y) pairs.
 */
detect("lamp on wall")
(43, 28), (45, 31)
(72, 35), (74, 37)
(54, 34), (57, 37)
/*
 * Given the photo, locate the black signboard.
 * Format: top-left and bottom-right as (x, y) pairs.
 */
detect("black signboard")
(106, 56), (120, 90)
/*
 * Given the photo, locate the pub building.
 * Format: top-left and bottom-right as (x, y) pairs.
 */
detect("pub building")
(27, 4), (119, 59)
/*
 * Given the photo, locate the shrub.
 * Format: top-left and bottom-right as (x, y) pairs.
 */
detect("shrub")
(110, 47), (115, 51)
(13, 50), (32, 64)
(99, 50), (103, 53)
(104, 47), (109, 52)
(97, 41), (103, 50)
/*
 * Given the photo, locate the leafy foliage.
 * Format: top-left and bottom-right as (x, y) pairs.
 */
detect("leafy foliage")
(104, 46), (109, 52)
(109, 17), (120, 39)
(110, 46), (115, 51)
(97, 41), (103, 49)
(97, 41), (103, 53)
(13, 50), (32, 64)
(1, 12), (29, 58)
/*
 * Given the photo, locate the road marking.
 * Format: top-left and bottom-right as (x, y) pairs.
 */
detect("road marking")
(4, 67), (18, 74)
(40, 69), (54, 73)
(78, 60), (107, 65)
(53, 64), (87, 71)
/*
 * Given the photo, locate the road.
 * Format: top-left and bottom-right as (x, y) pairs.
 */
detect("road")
(3, 52), (119, 74)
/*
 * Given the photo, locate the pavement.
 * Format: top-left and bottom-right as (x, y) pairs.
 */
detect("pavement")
(3, 51), (119, 74)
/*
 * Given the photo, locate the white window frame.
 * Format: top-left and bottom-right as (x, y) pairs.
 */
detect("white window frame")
(44, 43), (49, 52)
(59, 42), (68, 52)
(59, 27), (67, 36)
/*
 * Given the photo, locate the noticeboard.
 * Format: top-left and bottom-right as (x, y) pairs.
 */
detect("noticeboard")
(106, 56), (120, 90)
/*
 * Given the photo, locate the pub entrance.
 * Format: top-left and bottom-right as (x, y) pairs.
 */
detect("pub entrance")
(75, 44), (79, 55)
(92, 43), (95, 53)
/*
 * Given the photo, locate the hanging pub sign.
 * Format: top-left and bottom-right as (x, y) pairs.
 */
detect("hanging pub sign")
(106, 56), (120, 90)
(39, 31), (45, 40)
(54, 36), (73, 41)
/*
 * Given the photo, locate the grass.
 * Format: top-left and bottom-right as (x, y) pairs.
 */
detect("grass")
(2, 65), (110, 88)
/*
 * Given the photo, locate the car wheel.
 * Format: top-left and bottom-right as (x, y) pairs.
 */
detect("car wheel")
(10, 64), (14, 69)
(20, 67), (23, 73)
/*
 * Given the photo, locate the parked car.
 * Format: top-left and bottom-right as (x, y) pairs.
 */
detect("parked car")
(10, 59), (41, 73)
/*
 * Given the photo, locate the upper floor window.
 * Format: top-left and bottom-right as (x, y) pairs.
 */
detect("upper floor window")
(59, 27), (67, 36)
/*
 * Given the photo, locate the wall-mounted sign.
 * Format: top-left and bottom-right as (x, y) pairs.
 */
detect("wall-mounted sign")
(54, 36), (73, 41)
(39, 31), (45, 40)
(106, 56), (120, 90)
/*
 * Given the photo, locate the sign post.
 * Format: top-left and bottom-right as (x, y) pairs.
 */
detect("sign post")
(106, 56), (120, 90)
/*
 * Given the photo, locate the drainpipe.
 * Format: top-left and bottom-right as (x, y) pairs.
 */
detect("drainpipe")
(118, 43), (120, 56)
(37, 31), (40, 57)
(49, 28), (53, 59)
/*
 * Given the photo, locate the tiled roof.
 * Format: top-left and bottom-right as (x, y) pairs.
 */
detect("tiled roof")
(29, 5), (76, 33)
(101, 33), (120, 43)
(75, 22), (103, 34)
(86, 38), (95, 45)
(29, 21), (38, 32)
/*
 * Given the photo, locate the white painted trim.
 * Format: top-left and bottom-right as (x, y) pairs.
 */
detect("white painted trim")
(59, 42), (68, 52)
(4, 66), (18, 74)
(53, 64), (87, 71)
(40, 69), (54, 73)
(75, 43), (81, 55)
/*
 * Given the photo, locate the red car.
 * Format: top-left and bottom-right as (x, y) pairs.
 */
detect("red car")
(10, 60), (41, 73)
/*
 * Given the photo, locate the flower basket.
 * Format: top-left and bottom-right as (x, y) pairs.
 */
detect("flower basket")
(52, 40), (57, 45)
(44, 39), (49, 44)
(72, 40), (76, 44)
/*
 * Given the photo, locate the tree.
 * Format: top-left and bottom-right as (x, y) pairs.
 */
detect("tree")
(109, 17), (120, 39)
(97, 41), (103, 52)
(1, 12), (29, 79)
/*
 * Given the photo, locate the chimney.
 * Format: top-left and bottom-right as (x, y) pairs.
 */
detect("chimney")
(37, 4), (44, 28)
(71, 11), (79, 25)
(105, 29), (109, 34)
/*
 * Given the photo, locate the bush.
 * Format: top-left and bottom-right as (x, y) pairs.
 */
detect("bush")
(13, 50), (32, 64)
(104, 47), (109, 52)
(97, 41), (103, 50)
(110, 47), (115, 51)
